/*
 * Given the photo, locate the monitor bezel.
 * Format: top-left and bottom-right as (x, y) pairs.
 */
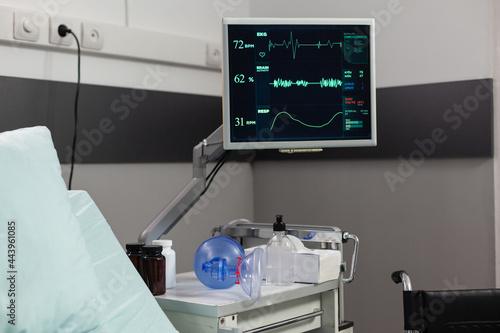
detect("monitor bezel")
(222, 17), (377, 150)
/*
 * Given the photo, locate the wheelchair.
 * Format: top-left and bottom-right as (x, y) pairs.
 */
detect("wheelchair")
(391, 270), (500, 332)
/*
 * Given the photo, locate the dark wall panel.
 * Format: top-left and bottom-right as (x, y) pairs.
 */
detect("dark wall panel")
(0, 76), (493, 162)
(0, 76), (222, 163)
(256, 79), (494, 160)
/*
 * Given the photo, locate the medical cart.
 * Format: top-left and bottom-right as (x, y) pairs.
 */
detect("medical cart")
(155, 222), (358, 333)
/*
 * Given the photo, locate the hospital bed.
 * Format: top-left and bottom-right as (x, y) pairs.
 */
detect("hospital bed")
(0, 126), (178, 332)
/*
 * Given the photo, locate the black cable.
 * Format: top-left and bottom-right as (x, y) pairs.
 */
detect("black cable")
(206, 149), (228, 180)
(201, 152), (229, 197)
(200, 151), (231, 198)
(58, 25), (80, 190)
(207, 151), (230, 183)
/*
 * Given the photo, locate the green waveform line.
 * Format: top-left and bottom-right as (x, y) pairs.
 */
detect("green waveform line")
(269, 111), (343, 131)
(268, 31), (342, 59)
(270, 78), (342, 88)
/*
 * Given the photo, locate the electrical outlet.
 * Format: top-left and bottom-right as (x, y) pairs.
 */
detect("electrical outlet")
(49, 17), (76, 46)
(206, 42), (221, 68)
(81, 22), (104, 50)
(13, 10), (41, 42)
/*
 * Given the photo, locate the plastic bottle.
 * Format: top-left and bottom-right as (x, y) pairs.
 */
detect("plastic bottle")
(141, 245), (166, 296)
(126, 243), (144, 274)
(152, 239), (176, 289)
(266, 215), (294, 286)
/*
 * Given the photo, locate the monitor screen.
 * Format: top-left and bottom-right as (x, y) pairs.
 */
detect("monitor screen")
(222, 18), (376, 151)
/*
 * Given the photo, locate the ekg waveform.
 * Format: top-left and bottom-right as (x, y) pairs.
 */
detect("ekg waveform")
(269, 78), (342, 88)
(270, 111), (343, 131)
(268, 31), (342, 59)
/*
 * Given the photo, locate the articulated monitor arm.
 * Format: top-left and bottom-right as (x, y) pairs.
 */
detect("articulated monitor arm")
(138, 125), (225, 244)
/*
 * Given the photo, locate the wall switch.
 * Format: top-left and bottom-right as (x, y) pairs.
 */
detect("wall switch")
(206, 42), (221, 68)
(13, 10), (41, 42)
(81, 22), (104, 50)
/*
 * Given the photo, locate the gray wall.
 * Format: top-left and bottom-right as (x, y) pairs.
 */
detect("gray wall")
(249, 0), (497, 332)
(253, 159), (495, 332)
(62, 162), (254, 274)
(493, 0), (500, 288)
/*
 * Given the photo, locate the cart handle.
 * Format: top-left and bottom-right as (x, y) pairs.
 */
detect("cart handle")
(342, 232), (359, 284)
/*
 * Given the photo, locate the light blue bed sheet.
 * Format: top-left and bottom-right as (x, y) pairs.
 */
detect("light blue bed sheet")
(69, 190), (178, 333)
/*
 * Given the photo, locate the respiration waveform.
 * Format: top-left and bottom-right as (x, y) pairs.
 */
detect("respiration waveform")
(269, 111), (343, 131)
(268, 31), (342, 59)
(269, 78), (342, 88)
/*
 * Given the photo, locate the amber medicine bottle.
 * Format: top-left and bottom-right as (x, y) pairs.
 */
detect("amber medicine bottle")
(141, 245), (166, 296)
(126, 243), (144, 274)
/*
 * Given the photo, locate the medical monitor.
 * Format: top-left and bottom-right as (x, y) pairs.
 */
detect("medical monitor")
(222, 18), (376, 151)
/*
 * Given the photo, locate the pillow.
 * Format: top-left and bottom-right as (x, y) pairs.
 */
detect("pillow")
(69, 190), (178, 333)
(0, 126), (103, 332)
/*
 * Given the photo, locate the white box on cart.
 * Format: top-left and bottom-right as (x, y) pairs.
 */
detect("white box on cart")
(294, 249), (341, 283)
(245, 247), (341, 284)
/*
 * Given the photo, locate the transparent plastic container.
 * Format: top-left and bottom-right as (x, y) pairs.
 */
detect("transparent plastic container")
(266, 215), (294, 286)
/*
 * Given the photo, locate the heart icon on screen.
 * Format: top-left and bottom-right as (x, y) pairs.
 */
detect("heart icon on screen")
(259, 52), (266, 57)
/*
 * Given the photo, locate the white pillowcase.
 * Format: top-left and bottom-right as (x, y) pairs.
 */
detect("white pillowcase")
(0, 126), (103, 332)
